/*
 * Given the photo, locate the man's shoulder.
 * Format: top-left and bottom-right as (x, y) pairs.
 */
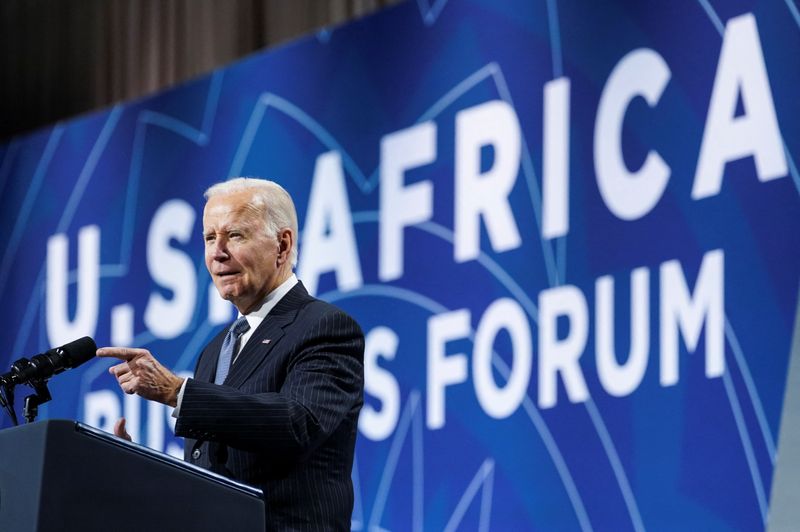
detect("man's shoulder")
(288, 287), (361, 333)
(289, 282), (352, 315)
(299, 295), (358, 323)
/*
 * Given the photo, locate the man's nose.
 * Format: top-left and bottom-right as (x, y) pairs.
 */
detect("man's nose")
(210, 239), (229, 260)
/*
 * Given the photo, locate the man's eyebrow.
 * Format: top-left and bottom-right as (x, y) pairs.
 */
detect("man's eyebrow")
(203, 224), (251, 235)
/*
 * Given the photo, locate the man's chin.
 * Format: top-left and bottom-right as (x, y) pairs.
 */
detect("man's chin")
(215, 285), (241, 302)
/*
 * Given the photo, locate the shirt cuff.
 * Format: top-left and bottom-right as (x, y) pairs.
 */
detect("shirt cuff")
(172, 378), (189, 418)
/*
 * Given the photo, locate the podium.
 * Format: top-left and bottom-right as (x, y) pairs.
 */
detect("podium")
(0, 420), (265, 531)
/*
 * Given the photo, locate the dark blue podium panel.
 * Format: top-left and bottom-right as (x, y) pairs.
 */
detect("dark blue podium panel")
(0, 420), (264, 532)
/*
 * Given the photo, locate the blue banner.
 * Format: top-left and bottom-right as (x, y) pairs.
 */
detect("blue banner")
(1, 0), (798, 529)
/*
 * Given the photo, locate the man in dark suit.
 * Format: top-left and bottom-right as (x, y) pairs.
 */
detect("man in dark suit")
(98, 178), (365, 531)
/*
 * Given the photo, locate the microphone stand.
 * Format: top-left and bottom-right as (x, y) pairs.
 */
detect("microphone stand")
(0, 379), (18, 426)
(0, 358), (54, 425)
(23, 379), (52, 424)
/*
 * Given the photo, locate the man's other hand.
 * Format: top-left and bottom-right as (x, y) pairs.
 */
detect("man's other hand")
(113, 417), (133, 442)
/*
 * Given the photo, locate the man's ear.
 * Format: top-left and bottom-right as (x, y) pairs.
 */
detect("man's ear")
(277, 228), (294, 264)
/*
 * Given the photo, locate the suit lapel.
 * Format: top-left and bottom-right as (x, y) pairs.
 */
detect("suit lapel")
(196, 329), (227, 383)
(223, 282), (311, 388)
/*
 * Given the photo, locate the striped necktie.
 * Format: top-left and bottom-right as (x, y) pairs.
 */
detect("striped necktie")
(214, 316), (250, 384)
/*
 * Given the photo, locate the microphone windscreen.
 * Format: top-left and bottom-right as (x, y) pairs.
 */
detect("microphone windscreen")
(60, 336), (97, 367)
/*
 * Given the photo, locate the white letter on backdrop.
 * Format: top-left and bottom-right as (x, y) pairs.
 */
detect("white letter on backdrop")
(47, 225), (100, 346)
(543, 77), (571, 239)
(596, 267), (650, 397)
(144, 199), (196, 339)
(380, 122), (436, 281)
(473, 298), (532, 419)
(660, 250), (725, 386)
(299, 151), (363, 295)
(360, 326), (401, 441)
(427, 309), (470, 429)
(538, 285), (590, 408)
(595, 48), (672, 220)
(693, 14), (787, 199)
(455, 100), (522, 262)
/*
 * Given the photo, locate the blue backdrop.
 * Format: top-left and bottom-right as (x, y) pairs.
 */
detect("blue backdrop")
(1, 0), (798, 529)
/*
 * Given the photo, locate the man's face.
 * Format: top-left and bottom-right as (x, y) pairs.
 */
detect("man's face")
(203, 190), (282, 314)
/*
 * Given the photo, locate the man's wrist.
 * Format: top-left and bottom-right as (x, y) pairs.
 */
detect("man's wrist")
(171, 378), (190, 417)
(166, 376), (185, 407)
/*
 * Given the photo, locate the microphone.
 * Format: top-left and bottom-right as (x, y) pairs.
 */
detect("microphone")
(0, 336), (97, 386)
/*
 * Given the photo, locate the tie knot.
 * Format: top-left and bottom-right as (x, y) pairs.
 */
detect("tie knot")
(231, 316), (250, 336)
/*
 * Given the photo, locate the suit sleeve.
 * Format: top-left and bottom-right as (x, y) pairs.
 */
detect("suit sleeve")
(174, 307), (364, 461)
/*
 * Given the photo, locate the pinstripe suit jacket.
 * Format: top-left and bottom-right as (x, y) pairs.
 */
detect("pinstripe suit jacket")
(175, 282), (364, 531)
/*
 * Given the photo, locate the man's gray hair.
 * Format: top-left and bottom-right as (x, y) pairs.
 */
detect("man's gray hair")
(204, 177), (299, 266)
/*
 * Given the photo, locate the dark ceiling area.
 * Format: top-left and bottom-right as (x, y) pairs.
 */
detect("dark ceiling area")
(0, 0), (400, 142)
